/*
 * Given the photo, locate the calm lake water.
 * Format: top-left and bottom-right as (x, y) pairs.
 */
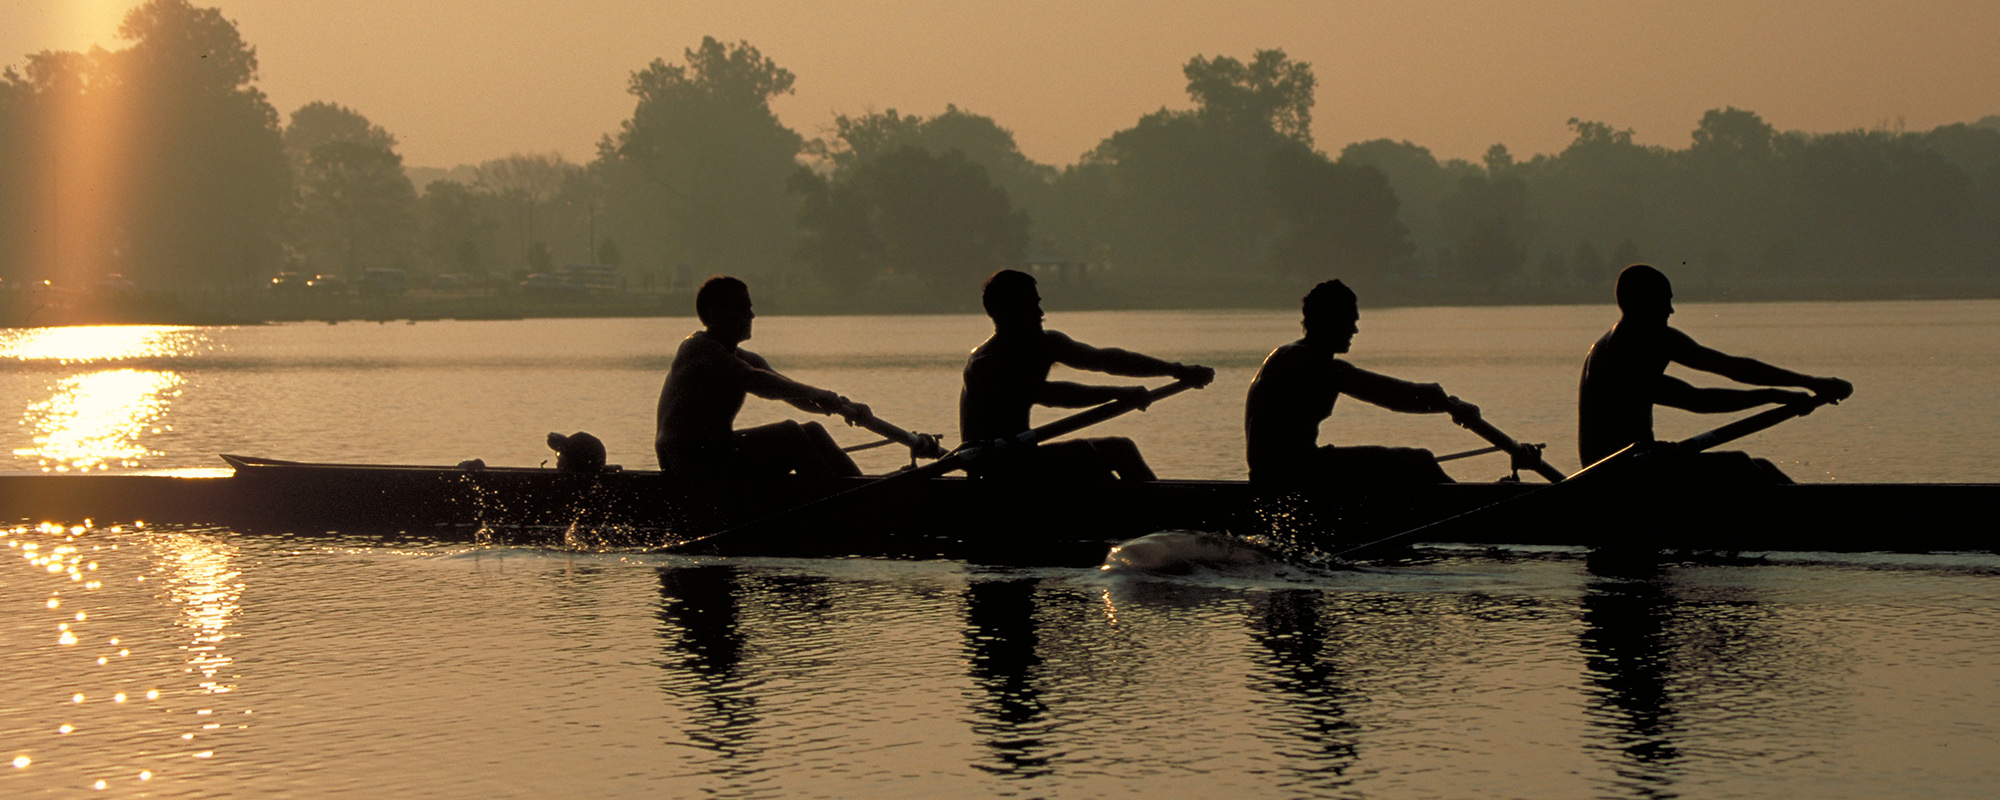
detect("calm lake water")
(3, 301), (1998, 797)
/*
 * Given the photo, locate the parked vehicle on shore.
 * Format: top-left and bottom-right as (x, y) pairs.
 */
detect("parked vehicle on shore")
(560, 263), (621, 293)
(520, 272), (584, 297)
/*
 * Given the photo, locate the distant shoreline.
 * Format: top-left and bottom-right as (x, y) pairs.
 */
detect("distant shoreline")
(6, 276), (2000, 328)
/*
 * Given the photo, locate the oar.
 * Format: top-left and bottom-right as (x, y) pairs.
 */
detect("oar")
(1451, 413), (1567, 483)
(663, 378), (1200, 554)
(1434, 444), (1505, 462)
(840, 408), (946, 459)
(841, 438), (898, 454)
(1329, 395), (1840, 561)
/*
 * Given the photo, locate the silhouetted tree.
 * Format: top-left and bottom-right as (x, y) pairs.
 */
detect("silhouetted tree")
(285, 103), (416, 276)
(809, 106), (1058, 248)
(0, 63), (35, 284)
(793, 147), (1028, 297)
(1266, 145), (1413, 281)
(1441, 172), (1529, 287)
(1083, 48), (1316, 276)
(0, 0), (289, 289)
(118, 0), (290, 288)
(602, 37), (803, 280)
(1338, 139), (1480, 266)
(475, 152), (576, 270)
(418, 179), (498, 278)
(284, 101), (396, 172)
(296, 139), (417, 275)
(1572, 240), (1608, 287)
(1182, 49), (1317, 145)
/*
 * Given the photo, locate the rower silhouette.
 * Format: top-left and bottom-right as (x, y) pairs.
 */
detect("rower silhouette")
(960, 269), (1214, 481)
(1245, 279), (1478, 486)
(656, 276), (868, 480)
(1578, 265), (1853, 479)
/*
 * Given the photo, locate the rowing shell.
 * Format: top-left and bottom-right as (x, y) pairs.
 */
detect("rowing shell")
(1, 455), (1990, 564)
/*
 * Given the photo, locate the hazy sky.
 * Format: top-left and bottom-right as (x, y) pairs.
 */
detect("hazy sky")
(7, 0), (1997, 169)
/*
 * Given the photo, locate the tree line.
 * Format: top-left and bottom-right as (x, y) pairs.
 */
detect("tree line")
(4, 0), (1999, 310)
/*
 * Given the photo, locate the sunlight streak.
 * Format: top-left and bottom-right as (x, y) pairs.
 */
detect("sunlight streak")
(0, 325), (200, 363)
(14, 369), (183, 471)
(153, 531), (241, 695)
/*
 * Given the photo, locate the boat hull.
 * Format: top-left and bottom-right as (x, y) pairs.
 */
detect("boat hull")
(2, 456), (1993, 562)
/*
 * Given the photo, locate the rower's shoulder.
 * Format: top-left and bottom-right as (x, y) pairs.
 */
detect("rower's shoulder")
(1263, 340), (1342, 368)
(675, 331), (757, 368)
(971, 328), (1072, 357)
(1038, 328), (1082, 349)
(676, 330), (719, 351)
(1592, 321), (1677, 352)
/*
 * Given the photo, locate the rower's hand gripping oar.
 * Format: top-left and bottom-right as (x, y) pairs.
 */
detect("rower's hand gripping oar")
(662, 378), (1201, 554)
(1444, 402), (1567, 483)
(1330, 393), (1844, 561)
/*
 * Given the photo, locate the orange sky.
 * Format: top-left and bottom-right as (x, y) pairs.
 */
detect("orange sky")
(8, 0), (1997, 169)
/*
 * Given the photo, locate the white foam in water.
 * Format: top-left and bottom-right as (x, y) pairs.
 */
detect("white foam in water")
(1100, 530), (1280, 575)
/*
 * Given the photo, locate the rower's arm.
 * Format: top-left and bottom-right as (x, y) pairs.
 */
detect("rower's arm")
(1667, 328), (1851, 400)
(1035, 380), (1137, 409)
(734, 349), (849, 414)
(1341, 365), (1459, 415)
(1049, 332), (1214, 386)
(1654, 374), (1806, 413)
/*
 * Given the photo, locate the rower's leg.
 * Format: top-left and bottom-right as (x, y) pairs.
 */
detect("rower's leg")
(729, 423), (799, 480)
(1322, 445), (1455, 484)
(1088, 436), (1157, 482)
(1690, 451), (1794, 485)
(1402, 448), (1456, 484)
(798, 420), (862, 478)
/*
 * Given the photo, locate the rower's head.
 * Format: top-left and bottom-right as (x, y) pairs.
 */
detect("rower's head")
(1301, 279), (1360, 353)
(1615, 264), (1674, 324)
(981, 269), (1043, 330)
(696, 276), (754, 343)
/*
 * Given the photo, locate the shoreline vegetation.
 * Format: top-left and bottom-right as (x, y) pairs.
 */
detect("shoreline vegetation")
(6, 3), (1999, 328)
(9, 275), (2000, 328)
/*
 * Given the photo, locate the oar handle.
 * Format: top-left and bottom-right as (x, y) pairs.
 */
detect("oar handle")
(1454, 414), (1568, 483)
(949, 379), (1197, 470)
(845, 411), (946, 459)
(1434, 445), (1505, 463)
(1676, 395), (1837, 455)
(1020, 379), (1198, 445)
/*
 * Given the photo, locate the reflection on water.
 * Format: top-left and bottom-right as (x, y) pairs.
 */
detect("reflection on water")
(1, 538), (1997, 796)
(1580, 558), (1686, 796)
(14, 369), (183, 471)
(1246, 589), (1359, 793)
(961, 577), (1055, 778)
(4, 325), (199, 472)
(152, 531), (242, 698)
(0, 325), (202, 363)
(656, 565), (758, 766)
(2, 522), (249, 792)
